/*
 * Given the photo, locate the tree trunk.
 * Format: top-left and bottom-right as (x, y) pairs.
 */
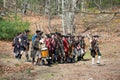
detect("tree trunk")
(57, 0), (61, 15)
(15, 0), (17, 17)
(45, 0), (49, 14)
(48, 0), (52, 33)
(62, 0), (65, 34)
(64, 0), (76, 34)
(23, 0), (28, 15)
(3, 0), (6, 8)
(81, 0), (85, 16)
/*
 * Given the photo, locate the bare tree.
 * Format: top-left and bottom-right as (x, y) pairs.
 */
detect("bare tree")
(62, 0), (65, 34)
(3, 0), (6, 8)
(63, 0), (77, 34)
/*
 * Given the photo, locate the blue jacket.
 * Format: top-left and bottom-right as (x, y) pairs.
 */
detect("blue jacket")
(32, 34), (37, 42)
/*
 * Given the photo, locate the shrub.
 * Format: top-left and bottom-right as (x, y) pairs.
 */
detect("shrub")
(0, 17), (30, 40)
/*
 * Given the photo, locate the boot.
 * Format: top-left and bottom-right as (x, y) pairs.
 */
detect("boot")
(16, 53), (20, 59)
(17, 54), (22, 59)
(25, 54), (29, 62)
(18, 51), (24, 59)
(36, 58), (41, 66)
(32, 58), (35, 65)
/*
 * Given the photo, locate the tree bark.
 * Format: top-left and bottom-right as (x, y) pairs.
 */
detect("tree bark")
(62, 0), (65, 34)
(81, 0), (85, 16)
(64, 0), (76, 34)
(48, 0), (52, 33)
(3, 0), (6, 8)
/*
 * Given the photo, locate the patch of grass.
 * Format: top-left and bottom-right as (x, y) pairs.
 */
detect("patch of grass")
(51, 73), (54, 77)
(0, 69), (4, 74)
(0, 71), (33, 80)
(87, 8), (100, 13)
(113, 19), (120, 23)
(26, 68), (31, 75)
(14, 64), (20, 67)
(84, 51), (91, 59)
(40, 73), (55, 79)
(0, 77), (9, 80)
(0, 53), (9, 59)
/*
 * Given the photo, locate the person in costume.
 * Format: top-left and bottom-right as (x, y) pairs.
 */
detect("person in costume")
(90, 35), (102, 65)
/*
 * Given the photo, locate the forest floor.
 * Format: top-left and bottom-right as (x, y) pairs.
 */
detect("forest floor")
(0, 13), (120, 80)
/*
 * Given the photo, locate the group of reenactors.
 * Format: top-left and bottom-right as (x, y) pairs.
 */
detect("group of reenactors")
(12, 30), (102, 66)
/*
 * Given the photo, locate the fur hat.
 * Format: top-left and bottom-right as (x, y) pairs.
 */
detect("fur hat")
(25, 29), (30, 32)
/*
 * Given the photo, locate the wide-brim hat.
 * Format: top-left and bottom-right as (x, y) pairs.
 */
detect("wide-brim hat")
(62, 35), (67, 37)
(67, 33), (71, 36)
(77, 35), (82, 38)
(25, 29), (30, 32)
(93, 35), (99, 38)
(81, 36), (85, 38)
(50, 33), (55, 35)
(55, 32), (61, 36)
(36, 30), (41, 33)
(45, 34), (51, 38)
(71, 35), (75, 38)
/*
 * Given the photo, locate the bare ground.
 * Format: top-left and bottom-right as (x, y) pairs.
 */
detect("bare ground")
(0, 14), (120, 80)
(0, 34), (120, 80)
